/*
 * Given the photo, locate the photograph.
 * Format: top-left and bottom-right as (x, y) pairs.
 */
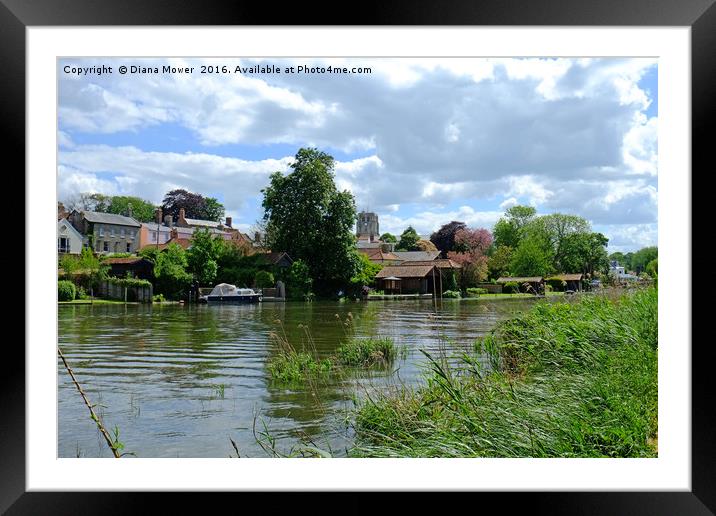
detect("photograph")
(56, 56), (659, 459)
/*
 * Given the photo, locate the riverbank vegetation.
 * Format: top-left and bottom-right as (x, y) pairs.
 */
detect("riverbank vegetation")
(350, 287), (657, 457)
(337, 337), (399, 366)
(266, 313), (400, 383)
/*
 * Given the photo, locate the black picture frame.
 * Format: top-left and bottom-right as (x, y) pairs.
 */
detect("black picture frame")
(3, 0), (711, 513)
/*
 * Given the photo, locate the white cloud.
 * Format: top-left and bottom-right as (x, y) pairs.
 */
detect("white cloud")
(380, 206), (504, 237)
(499, 197), (518, 210)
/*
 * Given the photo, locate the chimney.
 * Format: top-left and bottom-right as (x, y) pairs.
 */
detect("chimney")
(164, 214), (173, 228)
(170, 227), (178, 240)
(155, 207), (163, 224)
(178, 208), (187, 226)
(225, 216), (232, 228)
(254, 231), (261, 243)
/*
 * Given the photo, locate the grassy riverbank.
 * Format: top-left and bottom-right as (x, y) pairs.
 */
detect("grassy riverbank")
(351, 287), (657, 458)
(59, 298), (134, 305)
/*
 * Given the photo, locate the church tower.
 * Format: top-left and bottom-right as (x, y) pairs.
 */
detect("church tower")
(356, 211), (380, 241)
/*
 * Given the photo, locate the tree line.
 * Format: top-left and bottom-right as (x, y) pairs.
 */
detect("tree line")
(60, 189), (226, 223)
(59, 146), (657, 300)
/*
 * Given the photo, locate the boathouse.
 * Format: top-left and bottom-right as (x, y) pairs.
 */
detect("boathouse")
(375, 264), (440, 294)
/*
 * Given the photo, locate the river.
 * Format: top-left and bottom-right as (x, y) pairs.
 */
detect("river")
(58, 298), (536, 458)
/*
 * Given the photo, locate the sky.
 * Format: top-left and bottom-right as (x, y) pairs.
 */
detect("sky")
(58, 57), (658, 252)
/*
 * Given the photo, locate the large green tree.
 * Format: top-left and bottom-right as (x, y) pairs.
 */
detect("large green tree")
(152, 243), (192, 299)
(488, 245), (513, 279)
(631, 246), (658, 274)
(510, 238), (553, 277)
(261, 148), (358, 296)
(396, 226), (421, 251)
(186, 228), (222, 285)
(493, 205), (537, 248)
(106, 196), (157, 222)
(560, 232), (609, 276)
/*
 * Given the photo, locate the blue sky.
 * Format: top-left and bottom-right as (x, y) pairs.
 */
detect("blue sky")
(58, 57), (657, 252)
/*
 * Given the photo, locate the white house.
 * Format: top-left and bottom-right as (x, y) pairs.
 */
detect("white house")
(58, 218), (85, 255)
(609, 260), (626, 277)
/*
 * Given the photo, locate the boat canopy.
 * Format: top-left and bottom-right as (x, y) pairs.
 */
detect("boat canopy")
(208, 283), (256, 296)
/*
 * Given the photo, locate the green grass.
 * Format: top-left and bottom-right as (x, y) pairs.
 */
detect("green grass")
(350, 287), (657, 458)
(58, 299), (133, 305)
(337, 337), (399, 366)
(267, 351), (333, 383)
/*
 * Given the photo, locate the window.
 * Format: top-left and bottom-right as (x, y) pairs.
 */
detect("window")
(103, 241), (109, 252)
(98, 226), (104, 237)
(120, 228), (125, 237)
(126, 242), (131, 252)
(110, 227), (115, 237)
(58, 237), (69, 253)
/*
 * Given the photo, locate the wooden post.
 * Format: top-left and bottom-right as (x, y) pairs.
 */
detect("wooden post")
(432, 267), (437, 307)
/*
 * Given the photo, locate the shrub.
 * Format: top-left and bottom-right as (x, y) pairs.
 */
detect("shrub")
(255, 270), (275, 289)
(152, 293), (166, 303)
(466, 287), (488, 297)
(58, 280), (76, 301)
(337, 337), (398, 366)
(267, 351), (332, 383)
(502, 281), (520, 294)
(442, 290), (461, 299)
(287, 259), (313, 300)
(108, 277), (152, 288)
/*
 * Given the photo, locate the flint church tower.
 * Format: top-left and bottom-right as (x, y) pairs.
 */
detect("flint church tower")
(356, 211), (380, 241)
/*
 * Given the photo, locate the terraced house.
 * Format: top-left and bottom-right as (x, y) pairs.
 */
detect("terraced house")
(68, 209), (141, 254)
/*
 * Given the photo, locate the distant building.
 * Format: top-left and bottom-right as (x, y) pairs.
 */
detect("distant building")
(139, 208), (249, 250)
(609, 260), (626, 277)
(68, 210), (141, 254)
(356, 211), (380, 242)
(58, 218), (85, 255)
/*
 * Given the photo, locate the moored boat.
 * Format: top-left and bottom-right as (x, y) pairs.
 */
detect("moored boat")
(199, 283), (262, 303)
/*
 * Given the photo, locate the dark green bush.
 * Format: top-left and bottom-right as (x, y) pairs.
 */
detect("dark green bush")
(255, 270), (275, 288)
(502, 281), (520, 294)
(58, 280), (76, 301)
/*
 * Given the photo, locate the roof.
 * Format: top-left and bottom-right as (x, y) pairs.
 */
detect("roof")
(547, 273), (583, 281)
(141, 222), (173, 232)
(184, 218), (223, 228)
(142, 238), (192, 251)
(496, 277), (543, 283)
(376, 264), (437, 279)
(356, 241), (382, 249)
(392, 251), (441, 261)
(402, 259), (462, 269)
(79, 210), (141, 227)
(358, 248), (401, 261)
(257, 251), (293, 265)
(58, 218), (84, 239)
